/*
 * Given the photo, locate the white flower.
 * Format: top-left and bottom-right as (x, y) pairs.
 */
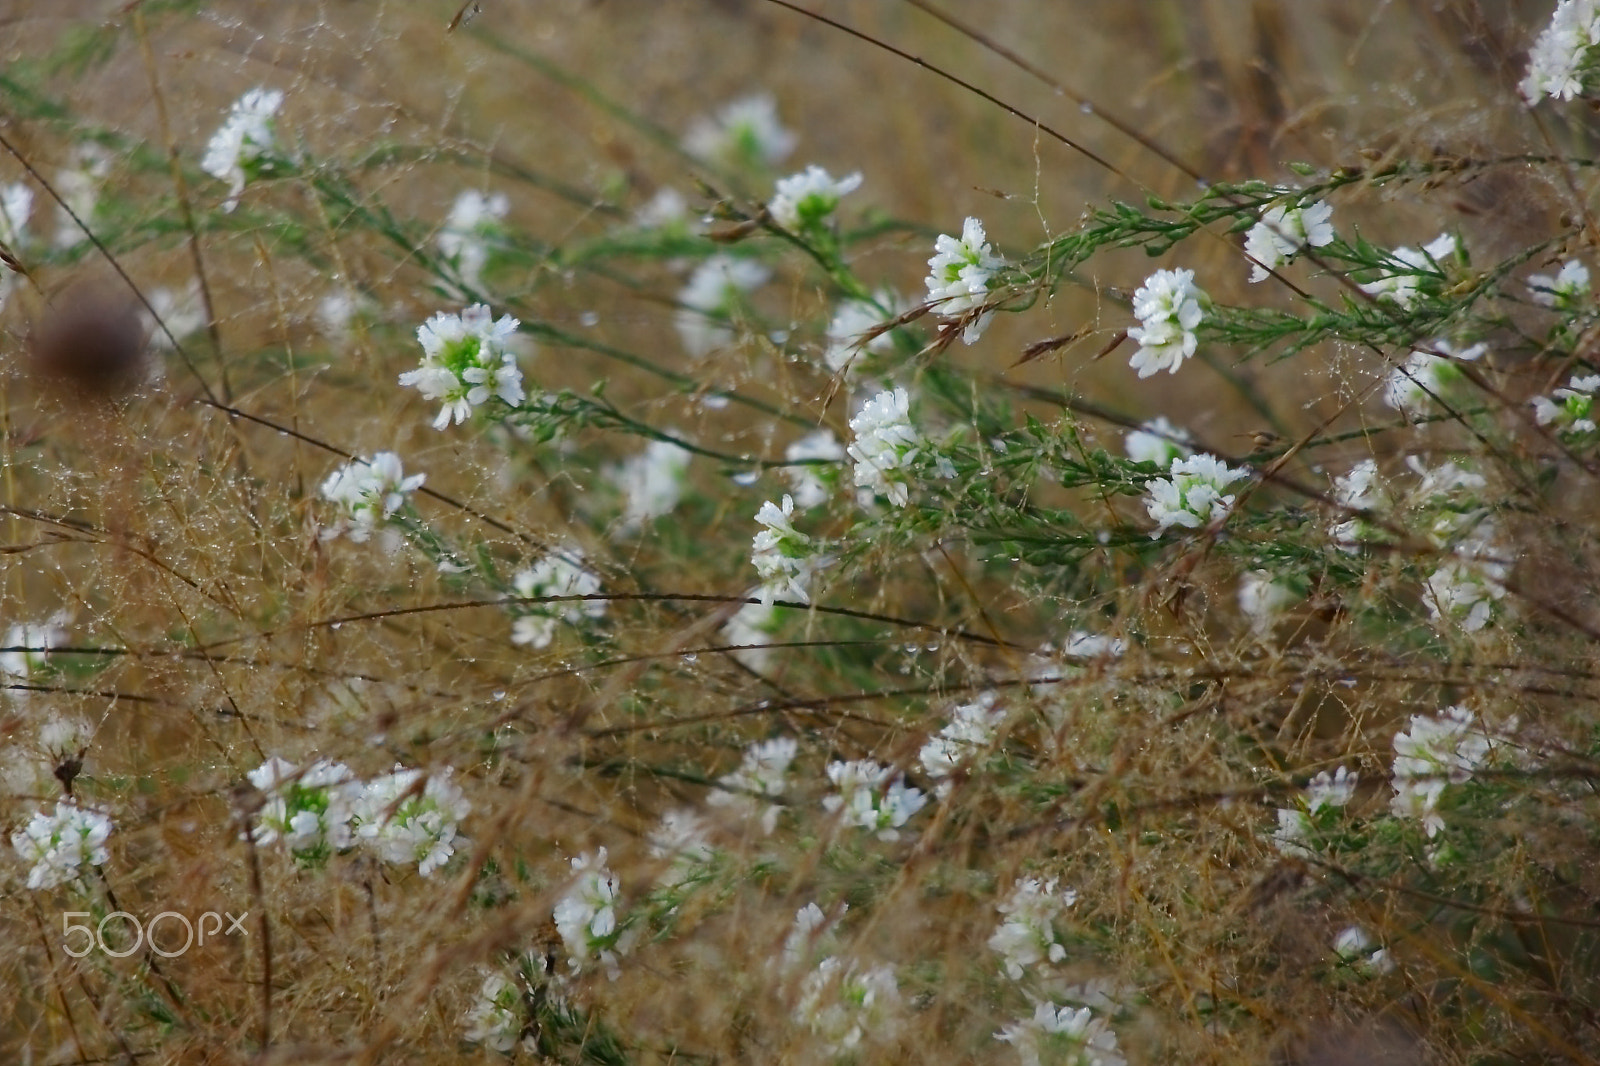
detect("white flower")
(355, 765), (471, 876)
(633, 186), (691, 230)
(722, 598), (779, 672)
(1384, 339), (1485, 417)
(822, 293), (903, 375)
(248, 757), (359, 860)
(0, 182), (31, 315)
(783, 429), (845, 509)
(925, 217), (1004, 344)
(52, 144), (112, 249)
(437, 189), (508, 294)
(1359, 234), (1457, 308)
(1127, 267), (1206, 377)
(649, 809), (715, 890)
(1424, 555), (1508, 633)
(1528, 258), (1592, 307)
(38, 714), (92, 759)
(795, 956), (901, 1054)
(201, 87), (285, 212)
(823, 760), (927, 842)
(11, 802), (112, 890)
(752, 495), (828, 606)
(1532, 372), (1600, 437)
(1390, 706), (1495, 836)
(1333, 926), (1396, 975)
(996, 1001), (1125, 1066)
(145, 281), (207, 351)
(780, 901), (846, 973)
(0, 181), (32, 249)
(1273, 766), (1357, 857)
(988, 877), (1076, 980)
(609, 438), (692, 529)
(847, 386), (923, 507)
(768, 164), (862, 230)
(1, 620), (67, 681)
(400, 304), (524, 430)
(1238, 570), (1297, 636)
(674, 254), (771, 357)
(1520, 0), (1600, 102)
(553, 847), (628, 978)
(1144, 452), (1249, 536)
(918, 691), (1006, 793)
(683, 92), (796, 167)
(709, 736), (796, 834)
(1244, 199), (1334, 282)
(318, 452), (425, 543)
(462, 972), (526, 1053)
(1123, 416), (1194, 467)
(1331, 459), (1388, 549)
(509, 549), (606, 649)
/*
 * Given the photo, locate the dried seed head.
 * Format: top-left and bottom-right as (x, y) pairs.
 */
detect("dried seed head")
(27, 280), (149, 397)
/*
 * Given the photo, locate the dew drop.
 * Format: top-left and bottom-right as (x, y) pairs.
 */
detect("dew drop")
(580, 311), (600, 327)
(1079, 102), (1093, 115)
(731, 470), (760, 486)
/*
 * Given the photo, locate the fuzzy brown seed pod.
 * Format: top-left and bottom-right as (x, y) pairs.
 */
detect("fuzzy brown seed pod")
(26, 280), (149, 396)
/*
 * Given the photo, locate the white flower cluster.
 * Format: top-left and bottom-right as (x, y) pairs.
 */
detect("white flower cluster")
(1, 619), (67, 683)
(996, 1001), (1125, 1066)
(918, 691), (1006, 796)
(247, 757), (360, 862)
(201, 87), (285, 212)
(822, 759), (927, 842)
(509, 548), (606, 649)
(319, 452), (426, 543)
(52, 144), (112, 249)
(11, 802), (112, 891)
(1333, 926), (1396, 976)
(780, 901), (846, 973)
(795, 955), (901, 1056)
(783, 429), (845, 509)
(0, 181), (32, 313)
(1404, 458), (1508, 633)
(1528, 258), (1591, 308)
(1521, 0), (1600, 102)
(1, 712), (92, 797)
(721, 599), (780, 672)
(648, 809), (715, 891)
(847, 386), (924, 507)
(461, 971), (528, 1053)
(768, 165), (861, 231)
(1532, 372), (1600, 439)
(1144, 453), (1249, 536)
(609, 438), (692, 530)
(1383, 339), (1485, 418)
(1244, 199), (1334, 282)
(354, 765), (472, 877)
(751, 495), (828, 606)
(1359, 233), (1456, 309)
(988, 877), (1076, 980)
(1273, 766), (1357, 857)
(1237, 570), (1298, 636)
(708, 736), (797, 834)
(683, 92), (796, 167)
(925, 216), (1005, 344)
(1390, 705), (1496, 837)
(1123, 416), (1194, 468)
(553, 847), (629, 978)
(399, 304), (525, 430)
(674, 254), (771, 357)
(1330, 459), (1388, 550)
(822, 292), (903, 375)
(1127, 267), (1206, 377)
(437, 189), (508, 294)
